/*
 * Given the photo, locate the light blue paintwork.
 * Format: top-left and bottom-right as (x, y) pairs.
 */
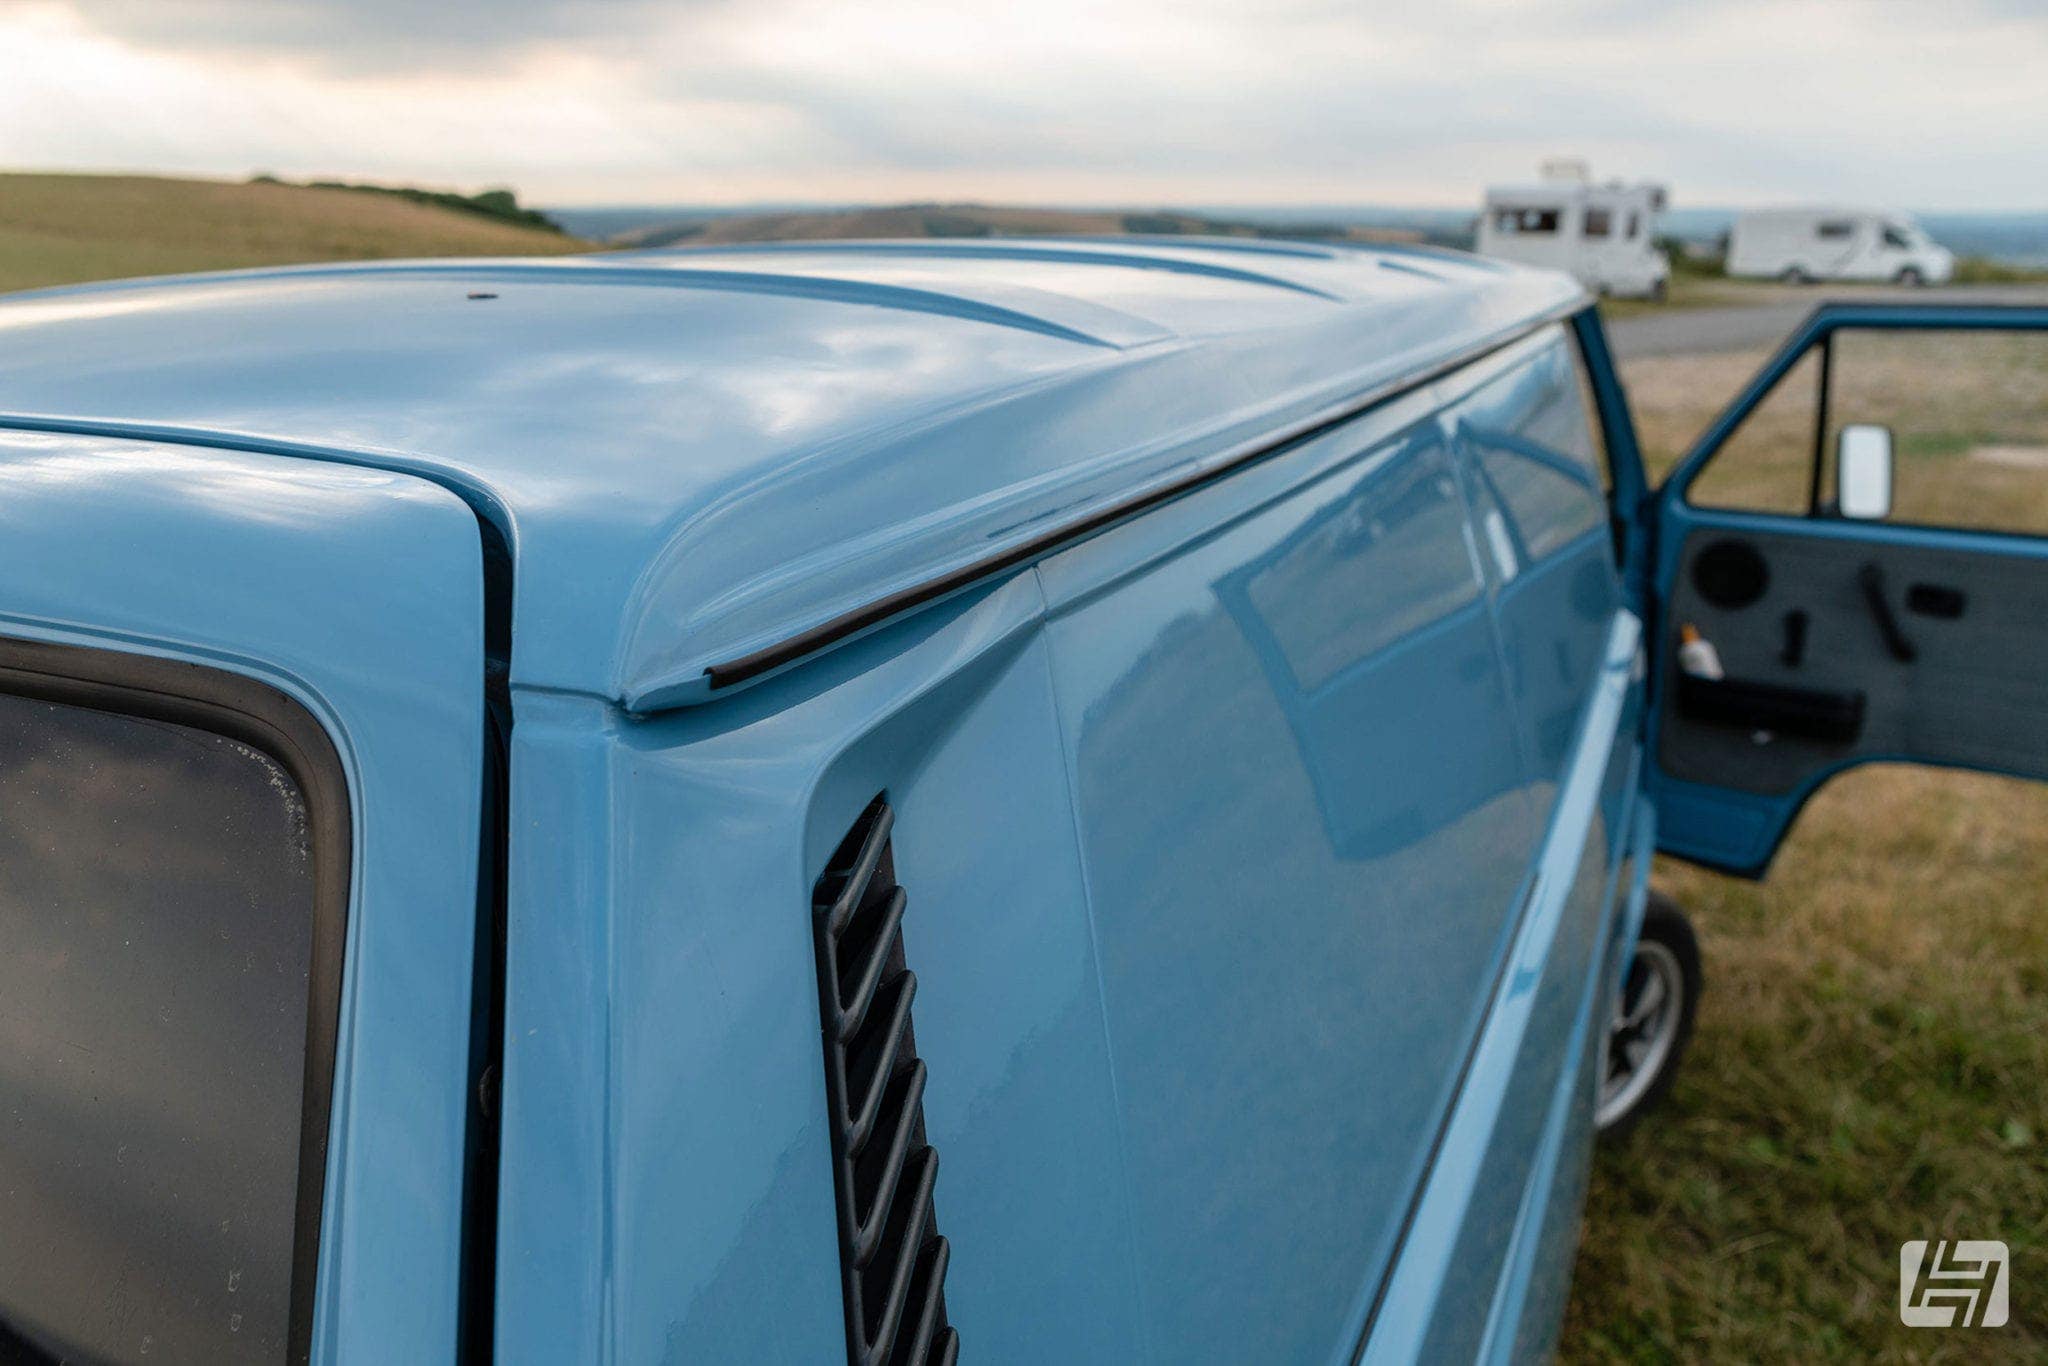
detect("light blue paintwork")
(1648, 302), (2048, 872)
(0, 242), (1578, 709)
(0, 240), (1683, 1363)
(0, 431), (485, 1362)
(486, 320), (1641, 1363)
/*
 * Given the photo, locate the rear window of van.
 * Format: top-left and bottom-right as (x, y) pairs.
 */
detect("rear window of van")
(0, 688), (324, 1365)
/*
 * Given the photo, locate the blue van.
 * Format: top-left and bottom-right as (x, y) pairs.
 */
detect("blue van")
(0, 241), (2040, 1365)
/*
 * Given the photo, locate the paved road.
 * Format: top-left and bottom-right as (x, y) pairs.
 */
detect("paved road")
(1608, 283), (2048, 359)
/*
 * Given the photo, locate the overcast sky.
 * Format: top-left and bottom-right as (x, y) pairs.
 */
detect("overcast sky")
(1, 0), (2042, 209)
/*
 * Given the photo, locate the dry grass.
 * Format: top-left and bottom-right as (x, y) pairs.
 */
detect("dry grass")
(0, 172), (588, 294)
(1565, 769), (2048, 1362)
(1598, 276), (1804, 320)
(1559, 344), (2048, 1360)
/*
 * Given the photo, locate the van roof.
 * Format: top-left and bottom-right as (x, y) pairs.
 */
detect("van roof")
(0, 238), (1583, 707)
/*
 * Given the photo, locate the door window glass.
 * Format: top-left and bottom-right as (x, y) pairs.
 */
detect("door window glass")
(1583, 208), (1612, 239)
(1685, 346), (1824, 514)
(1682, 327), (2048, 534)
(0, 689), (319, 1365)
(1823, 328), (2048, 534)
(1882, 226), (1912, 250)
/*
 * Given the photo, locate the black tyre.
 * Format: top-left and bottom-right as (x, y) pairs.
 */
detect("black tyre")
(1595, 892), (1702, 1137)
(1779, 265), (1812, 285)
(1895, 266), (1926, 287)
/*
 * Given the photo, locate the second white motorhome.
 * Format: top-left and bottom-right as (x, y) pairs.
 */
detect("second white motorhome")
(1477, 161), (1670, 300)
(1727, 209), (1954, 285)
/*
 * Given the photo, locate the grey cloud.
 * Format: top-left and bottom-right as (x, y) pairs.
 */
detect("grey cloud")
(65, 0), (700, 70)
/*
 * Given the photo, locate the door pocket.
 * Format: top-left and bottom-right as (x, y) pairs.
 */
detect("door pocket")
(1675, 672), (1866, 743)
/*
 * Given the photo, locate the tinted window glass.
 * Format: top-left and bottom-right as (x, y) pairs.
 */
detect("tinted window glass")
(0, 691), (316, 1365)
(1882, 225), (1911, 249)
(1817, 220), (1856, 240)
(1583, 208), (1612, 238)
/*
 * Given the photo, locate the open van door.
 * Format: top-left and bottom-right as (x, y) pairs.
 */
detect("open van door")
(1645, 303), (2048, 874)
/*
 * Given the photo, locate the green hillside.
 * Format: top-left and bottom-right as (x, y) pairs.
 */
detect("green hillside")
(0, 173), (589, 295)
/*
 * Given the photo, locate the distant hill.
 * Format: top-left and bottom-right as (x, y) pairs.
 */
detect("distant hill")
(606, 201), (1425, 249)
(0, 173), (589, 295)
(260, 176), (569, 235)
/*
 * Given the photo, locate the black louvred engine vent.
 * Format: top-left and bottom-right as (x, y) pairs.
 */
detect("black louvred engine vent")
(812, 795), (960, 1366)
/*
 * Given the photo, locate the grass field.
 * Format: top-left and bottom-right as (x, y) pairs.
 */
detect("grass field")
(0, 173), (587, 295)
(1558, 342), (2048, 1362)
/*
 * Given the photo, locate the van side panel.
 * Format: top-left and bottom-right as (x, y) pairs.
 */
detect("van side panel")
(497, 575), (1146, 1362)
(1033, 388), (1541, 1362)
(1450, 337), (1621, 795)
(1362, 341), (1639, 1360)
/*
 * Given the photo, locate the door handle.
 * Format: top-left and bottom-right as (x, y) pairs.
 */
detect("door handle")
(1857, 562), (1917, 663)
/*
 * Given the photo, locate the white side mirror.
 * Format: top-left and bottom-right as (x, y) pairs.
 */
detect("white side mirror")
(1837, 424), (1893, 520)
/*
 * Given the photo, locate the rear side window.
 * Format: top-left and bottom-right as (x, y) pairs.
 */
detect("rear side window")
(1583, 208), (1613, 238)
(1817, 220), (1857, 240)
(0, 653), (345, 1366)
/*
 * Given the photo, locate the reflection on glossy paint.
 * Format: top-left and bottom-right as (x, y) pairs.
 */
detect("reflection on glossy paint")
(1040, 408), (1540, 1364)
(1451, 340), (1619, 789)
(1219, 423), (1527, 862)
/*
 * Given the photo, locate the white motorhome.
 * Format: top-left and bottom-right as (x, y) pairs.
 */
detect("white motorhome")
(1727, 208), (1954, 285)
(1477, 161), (1670, 300)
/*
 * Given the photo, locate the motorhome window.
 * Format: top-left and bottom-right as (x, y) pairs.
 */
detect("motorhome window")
(1583, 208), (1612, 238)
(1816, 220), (1856, 240)
(0, 689), (319, 1365)
(1494, 207), (1560, 235)
(1882, 226), (1911, 249)
(1625, 212), (1640, 240)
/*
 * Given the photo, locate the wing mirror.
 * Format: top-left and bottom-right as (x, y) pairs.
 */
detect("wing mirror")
(1836, 424), (1893, 521)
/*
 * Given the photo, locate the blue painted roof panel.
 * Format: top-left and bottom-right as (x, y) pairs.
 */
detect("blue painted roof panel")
(0, 240), (1583, 705)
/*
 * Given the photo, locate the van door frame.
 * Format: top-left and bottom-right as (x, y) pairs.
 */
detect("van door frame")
(1645, 300), (2048, 874)
(1566, 306), (1654, 608)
